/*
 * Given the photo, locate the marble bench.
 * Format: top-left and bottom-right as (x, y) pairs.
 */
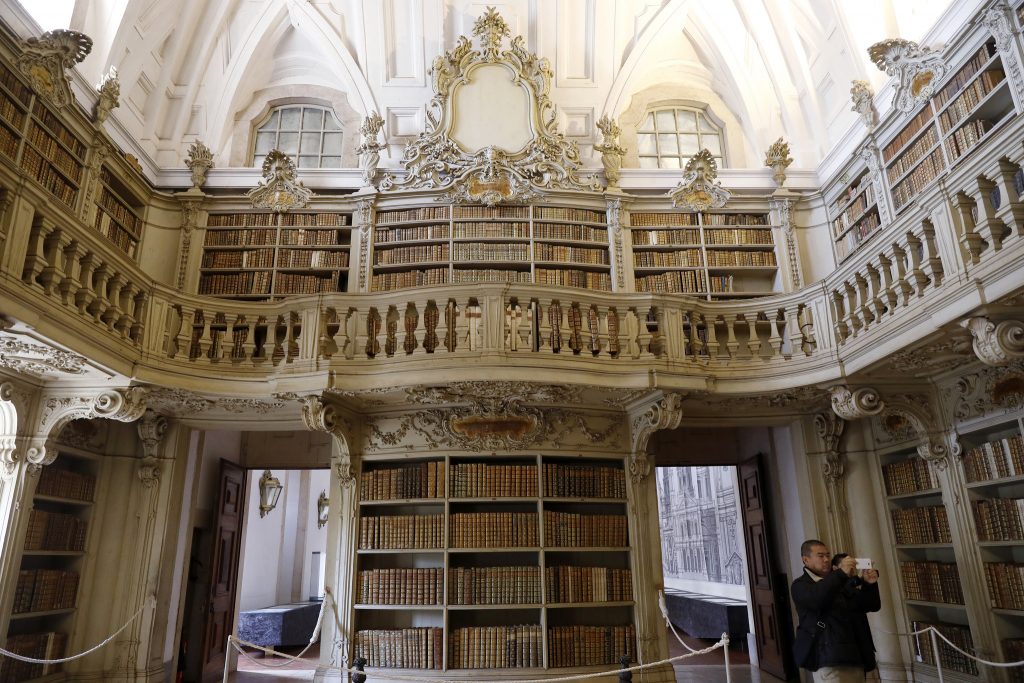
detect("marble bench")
(237, 601), (322, 648)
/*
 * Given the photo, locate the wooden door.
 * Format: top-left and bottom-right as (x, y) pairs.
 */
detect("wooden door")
(738, 454), (794, 680)
(200, 460), (246, 681)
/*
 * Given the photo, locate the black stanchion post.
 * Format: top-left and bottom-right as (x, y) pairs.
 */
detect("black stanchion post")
(619, 654), (632, 683)
(352, 656), (367, 683)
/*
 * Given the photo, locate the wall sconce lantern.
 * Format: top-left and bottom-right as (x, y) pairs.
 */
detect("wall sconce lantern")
(258, 470), (283, 518)
(317, 490), (329, 529)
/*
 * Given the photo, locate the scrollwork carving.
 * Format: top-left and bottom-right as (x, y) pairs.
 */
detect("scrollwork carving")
(961, 316), (1024, 366)
(829, 385), (883, 420)
(628, 393), (683, 482)
(17, 30), (92, 109)
(667, 150), (731, 211)
(136, 410), (168, 488)
(868, 38), (947, 114)
(0, 333), (87, 377)
(247, 150), (313, 212)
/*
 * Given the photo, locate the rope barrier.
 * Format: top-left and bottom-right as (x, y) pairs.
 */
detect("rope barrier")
(229, 596), (329, 668)
(0, 595), (155, 665)
(879, 625), (1024, 668)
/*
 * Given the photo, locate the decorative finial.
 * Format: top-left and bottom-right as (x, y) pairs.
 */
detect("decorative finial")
(17, 29), (93, 109)
(94, 66), (119, 124)
(849, 80), (876, 130)
(764, 137), (792, 187)
(357, 111), (386, 188)
(246, 150), (314, 213)
(473, 7), (511, 61)
(867, 39), (947, 113)
(667, 149), (731, 211)
(594, 115), (626, 188)
(185, 140), (214, 189)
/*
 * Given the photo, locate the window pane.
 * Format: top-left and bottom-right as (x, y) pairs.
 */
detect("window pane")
(637, 133), (657, 155)
(255, 132), (276, 156)
(698, 114), (718, 133)
(302, 108), (324, 130)
(676, 110), (698, 132)
(655, 110), (676, 131)
(679, 134), (700, 155)
(278, 132), (299, 155)
(297, 155), (318, 168)
(280, 107), (301, 130)
(639, 156), (659, 169)
(658, 134), (679, 155)
(320, 156), (341, 168)
(300, 132), (321, 154)
(323, 113), (342, 131)
(322, 132), (343, 155)
(660, 157), (682, 169)
(261, 110), (280, 130)
(703, 134), (722, 156)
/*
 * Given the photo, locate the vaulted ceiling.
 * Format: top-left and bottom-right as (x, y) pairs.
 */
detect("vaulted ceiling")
(16, 0), (966, 171)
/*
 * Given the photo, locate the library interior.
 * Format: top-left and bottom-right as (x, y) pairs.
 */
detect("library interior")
(1, 0), (1024, 682)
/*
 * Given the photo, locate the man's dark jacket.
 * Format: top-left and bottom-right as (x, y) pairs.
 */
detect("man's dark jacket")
(791, 568), (881, 672)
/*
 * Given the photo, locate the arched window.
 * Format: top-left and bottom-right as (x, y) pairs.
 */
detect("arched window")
(252, 104), (343, 168)
(637, 106), (724, 169)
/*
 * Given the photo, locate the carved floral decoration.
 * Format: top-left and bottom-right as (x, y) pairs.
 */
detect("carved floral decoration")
(667, 149), (731, 211)
(868, 38), (947, 114)
(764, 137), (792, 187)
(94, 66), (119, 124)
(185, 140), (214, 189)
(0, 323), (87, 377)
(594, 114), (626, 187)
(17, 30), (92, 109)
(247, 150), (313, 212)
(850, 80), (877, 129)
(358, 111), (386, 187)
(379, 7), (599, 203)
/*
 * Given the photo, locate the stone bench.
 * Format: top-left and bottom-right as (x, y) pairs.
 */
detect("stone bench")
(237, 601), (322, 649)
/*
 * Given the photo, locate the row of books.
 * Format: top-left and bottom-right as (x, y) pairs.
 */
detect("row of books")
(280, 228), (346, 246)
(631, 229), (701, 246)
(37, 465), (96, 502)
(27, 123), (83, 182)
(912, 621), (977, 675)
(702, 213), (770, 226)
(202, 248), (275, 269)
(376, 225), (451, 243)
(832, 171), (871, 214)
(548, 625), (636, 668)
(944, 117), (995, 162)
(544, 464), (625, 499)
(452, 269), (532, 284)
(361, 462), (446, 500)
(449, 625), (543, 668)
(449, 512), (539, 548)
(358, 514), (444, 549)
(13, 568), (79, 613)
(357, 568), (443, 605)
(705, 228), (774, 246)
(377, 207), (450, 224)
(972, 497), (1024, 541)
(934, 44), (995, 109)
(899, 561), (963, 604)
(32, 100), (86, 158)
(534, 244), (609, 264)
(706, 250), (776, 267)
(450, 463), (538, 498)
(449, 566), (542, 604)
(0, 631), (67, 683)
(534, 207), (605, 223)
(634, 249), (702, 268)
(544, 512), (628, 547)
(984, 562), (1024, 610)
(635, 270), (707, 293)
(882, 456), (940, 496)
(453, 243), (530, 261)
(831, 185), (875, 238)
(886, 125), (939, 186)
(371, 268), (450, 291)
(891, 505), (951, 545)
(708, 275), (735, 293)
(204, 228), (276, 247)
(95, 213), (140, 257)
(353, 627), (443, 669)
(208, 213), (276, 227)
(891, 148), (944, 211)
(274, 272), (342, 294)
(453, 205), (530, 220)
(532, 224), (608, 243)
(0, 124), (18, 161)
(631, 213), (697, 227)
(21, 145), (78, 207)
(545, 566), (632, 603)
(24, 509), (88, 552)
(939, 69), (1005, 133)
(278, 212), (348, 227)
(199, 271), (272, 296)
(962, 434), (1024, 482)
(375, 244), (449, 265)
(534, 269), (612, 291)
(96, 187), (141, 232)
(0, 63), (31, 105)
(454, 223), (530, 240)
(883, 108), (935, 163)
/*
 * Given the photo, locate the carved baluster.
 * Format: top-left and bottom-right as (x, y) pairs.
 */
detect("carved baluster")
(605, 306), (621, 358)
(384, 305), (399, 357)
(423, 300), (439, 353)
(854, 272), (874, 330)
(59, 241), (86, 307)
(992, 158), (1024, 238)
(635, 304), (654, 358)
(905, 229), (930, 296)
(235, 315), (254, 363)
(841, 281), (862, 337)
(970, 177), (1007, 251)
(951, 192), (983, 263)
(722, 313), (739, 358)
(876, 252), (897, 319)
(88, 264), (112, 323)
(890, 241), (914, 304)
(190, 310), (208, 361)
(798, 305), (816, 355)
(536, 298), (553, 353)
(40, 227), (72, 297)
(208, 312), (226, 362)
(101, 274), (126, 331)
(766, 309), (784, 358)
(624, 308), (641, 359)
(115, 283), (140, 338)
(404, 302), (421, 355)
(831, 289), (849, 343)
(169, 305), (190, 358)
(287, 311), (301, 362)
(919, 220), (944, 288)
(864, 264), (885, 324)
(129, 291), (147, 344)
(704, 313), (720, 359)
(252, 315), (270, 364)
(21, 217), (54, 286)
(74, 253), (98, 315)
(269, 315), (285, 365)
(783, 307), (799, 360)
(318, 308), (338, 360)
(547, 300), (565, 353)
(365, 307), (382, 358)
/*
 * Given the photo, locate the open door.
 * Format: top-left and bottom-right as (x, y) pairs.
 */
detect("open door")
(738, 453), (794, 680)
(200, 460), (246, 681)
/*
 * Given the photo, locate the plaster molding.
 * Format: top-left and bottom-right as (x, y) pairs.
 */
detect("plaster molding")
(607, 196), (625, 290)
(626, 392), (683, 483)
(829, 385), (883, 421)
(814, 412), (846, 479)
(16, 29), (92, 110)
(29, 387), (148, 468)
(879, 394), (960, 469)
(247, 150), (314, 212)
(357, 111), (386, 188)
(868, 38), (947, 114)
(667, 149), (731, 211)
(300, 395), (357, 488)
(961, 316), (1024, 366)
(0, 330), (88, 378)
(136, 410), (168, 488)
(940, 360), (1024, 420)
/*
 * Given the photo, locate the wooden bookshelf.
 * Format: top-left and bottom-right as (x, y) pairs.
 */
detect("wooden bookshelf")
(371, 205), (611, 292)
(2, 452), (97, 683)
(828, 167), (881, 263)
(352, 454), (634, 671)
(94, 168), (142, 258)
(630, 211), (778, 298)
(199, 211), (351, 299)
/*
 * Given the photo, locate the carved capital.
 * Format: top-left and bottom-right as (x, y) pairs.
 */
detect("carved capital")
(829, 385), (883, 420)
(961, 316), (1024, 366)
(627, 392), (683, 482)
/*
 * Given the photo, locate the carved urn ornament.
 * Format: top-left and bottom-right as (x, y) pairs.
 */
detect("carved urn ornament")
(850, 80), (877, 129)
(594, 114), (626, 188)
(763, 137), (792, 187)
(868, 39), (947, 113)
(379, 7), (599, 204)
(94, 66), (119, 124)
(667, 149), (731, 211)
(185, 140), (214, 189)
(357, 111), (386, 188)
(247, 150), (314, 212)
(17, 29), (92, 109)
